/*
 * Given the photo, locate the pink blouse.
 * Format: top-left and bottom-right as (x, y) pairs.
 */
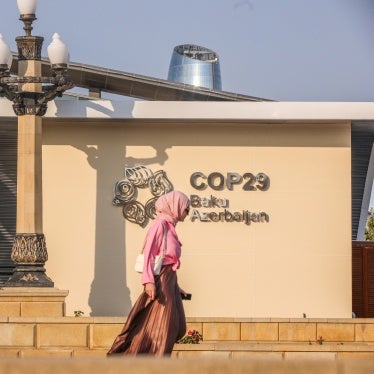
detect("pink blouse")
(141, 217), (182, 285)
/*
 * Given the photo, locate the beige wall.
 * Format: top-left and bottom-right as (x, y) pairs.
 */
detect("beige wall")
(42, 120), (351, 318)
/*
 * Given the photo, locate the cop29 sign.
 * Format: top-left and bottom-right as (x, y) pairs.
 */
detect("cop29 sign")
(113, 166), (270, 227)
(190, 172), (270, 191)
(189, 171), (270, 226)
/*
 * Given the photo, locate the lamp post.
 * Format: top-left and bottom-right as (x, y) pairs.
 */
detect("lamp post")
(0, 0), (74, 287)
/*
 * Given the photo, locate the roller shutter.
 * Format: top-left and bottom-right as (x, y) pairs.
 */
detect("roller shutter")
(0, 119), (17, 284)
(352, 241), (374, 317)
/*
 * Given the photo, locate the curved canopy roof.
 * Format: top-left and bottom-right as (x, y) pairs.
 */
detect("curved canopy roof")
(9, 54), (271, 102)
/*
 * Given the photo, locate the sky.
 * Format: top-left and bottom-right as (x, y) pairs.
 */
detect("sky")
(0, 0), (373, 102)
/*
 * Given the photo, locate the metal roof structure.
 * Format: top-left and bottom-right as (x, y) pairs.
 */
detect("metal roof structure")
(9, 53), (271, 102)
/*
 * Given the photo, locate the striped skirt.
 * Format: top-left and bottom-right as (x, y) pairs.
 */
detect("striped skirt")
(107, 265), (186, 356)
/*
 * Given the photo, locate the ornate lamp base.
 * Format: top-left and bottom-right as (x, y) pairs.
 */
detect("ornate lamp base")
(5, 233), (54, 287)
(5, 264), (54, 287)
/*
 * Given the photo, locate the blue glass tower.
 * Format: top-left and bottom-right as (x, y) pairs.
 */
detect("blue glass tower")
(167, 44), (222, 90)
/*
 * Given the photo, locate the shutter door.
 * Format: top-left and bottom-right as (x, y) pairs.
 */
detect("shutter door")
(352, 241), (374, 317)
(0, 120), (17, 283)
(352, 245), (364, 317)
(366, 249), (374, 317)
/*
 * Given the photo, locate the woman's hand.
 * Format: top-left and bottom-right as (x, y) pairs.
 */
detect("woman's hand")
(145, 283), (156, 300)
(179, 286), (188, 297)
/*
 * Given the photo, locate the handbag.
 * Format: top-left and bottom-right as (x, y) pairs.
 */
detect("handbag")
(135, 223), (167, 275)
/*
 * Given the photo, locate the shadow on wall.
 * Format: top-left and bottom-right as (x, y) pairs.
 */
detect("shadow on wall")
(71, 139), (130, 316)
(48, 100), (132, 315)
(51, 99), (172, 316)
(83, 141), (170, 316)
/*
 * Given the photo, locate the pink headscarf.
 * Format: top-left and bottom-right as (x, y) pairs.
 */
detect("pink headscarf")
(155, 190), (190, 224)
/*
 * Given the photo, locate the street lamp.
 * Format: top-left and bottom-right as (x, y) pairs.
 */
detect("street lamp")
(0, 0), (74, 287)
(0, 4), (73, 115)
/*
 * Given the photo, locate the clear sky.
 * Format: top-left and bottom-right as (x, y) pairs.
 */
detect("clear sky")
(0, 0), (373, 101)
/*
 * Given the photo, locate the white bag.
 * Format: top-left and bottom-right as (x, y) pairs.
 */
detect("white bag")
(134, 253), (163, 275)
(135, 223), (167, 275)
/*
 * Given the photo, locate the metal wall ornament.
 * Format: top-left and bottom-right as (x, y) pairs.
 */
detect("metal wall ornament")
(113, 166), (173, 227)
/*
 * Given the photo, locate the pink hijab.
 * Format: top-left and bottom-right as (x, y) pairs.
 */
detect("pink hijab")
(155, 190), (190, 224)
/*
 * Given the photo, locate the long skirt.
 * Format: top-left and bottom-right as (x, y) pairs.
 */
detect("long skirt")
(107, 265), (186, 356)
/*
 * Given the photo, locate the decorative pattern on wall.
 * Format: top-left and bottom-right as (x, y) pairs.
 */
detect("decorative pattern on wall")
(113, 166), (173, 227)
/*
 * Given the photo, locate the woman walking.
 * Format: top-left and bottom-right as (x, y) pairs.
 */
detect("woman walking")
(107, 190), (190, 356)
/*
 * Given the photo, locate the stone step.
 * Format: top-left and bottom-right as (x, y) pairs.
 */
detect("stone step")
(174, 341), (374, 359)
(0, 288), (68, 317)
(1, 317), (374, 359)
(2, 341), (374, 360)
(0, 357), (374, 374)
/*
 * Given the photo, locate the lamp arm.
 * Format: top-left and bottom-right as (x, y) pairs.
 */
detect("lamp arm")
(0, 81), (16, 101)
(38, 76), (74, 104)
